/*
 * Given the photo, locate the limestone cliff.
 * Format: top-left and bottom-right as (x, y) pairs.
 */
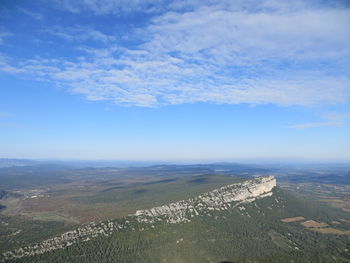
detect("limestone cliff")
(135, 176), (276, 223)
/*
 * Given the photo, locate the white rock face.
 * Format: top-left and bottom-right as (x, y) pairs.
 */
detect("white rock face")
(135, 176), (276, 224)
(0, 176), (276, 262)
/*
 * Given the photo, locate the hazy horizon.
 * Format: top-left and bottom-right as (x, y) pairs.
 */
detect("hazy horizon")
(1, 157), (350, 165)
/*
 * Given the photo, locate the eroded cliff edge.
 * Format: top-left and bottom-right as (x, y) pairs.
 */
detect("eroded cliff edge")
(135, 175), (276, 223)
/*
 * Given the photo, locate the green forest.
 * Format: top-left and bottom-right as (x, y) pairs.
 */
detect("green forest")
(6, 187), (350, 263)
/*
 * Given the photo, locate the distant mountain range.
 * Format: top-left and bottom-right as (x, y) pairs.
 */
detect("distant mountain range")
(0, 159), (39, 168)
(0, 158), (164, 168)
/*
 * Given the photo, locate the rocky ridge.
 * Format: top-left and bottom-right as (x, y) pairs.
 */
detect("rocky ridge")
(0, 176), (276, 262)
(135, 175), (276, 224)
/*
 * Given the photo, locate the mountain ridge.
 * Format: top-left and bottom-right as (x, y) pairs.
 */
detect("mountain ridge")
(0, 176), (276, 262)
(135, 175), (276, 224)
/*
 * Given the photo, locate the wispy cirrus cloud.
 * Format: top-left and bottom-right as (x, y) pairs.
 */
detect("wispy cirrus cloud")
(51, 0), (348, 15)
(1, 0), (350, 107)
(18, 7), (43, 20)
(288, 112), (350, 129)
(0, 31), (12, 44)
(46, 26), (116, 43)
(288, 121), (341, 129)
(52, 0), (168, 15)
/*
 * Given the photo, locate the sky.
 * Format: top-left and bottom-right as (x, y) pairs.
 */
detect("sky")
(0, 0), (350, 161)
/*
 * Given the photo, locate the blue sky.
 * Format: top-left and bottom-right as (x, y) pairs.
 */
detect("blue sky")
(0, 0), (350, 161)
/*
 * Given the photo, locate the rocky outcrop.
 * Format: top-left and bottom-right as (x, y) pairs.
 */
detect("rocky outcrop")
(0, 220), (124, 262)
(135, 176), (276, 224)
(0, 176), (276, 262)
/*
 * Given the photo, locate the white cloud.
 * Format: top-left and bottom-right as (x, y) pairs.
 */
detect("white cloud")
(145, 7), (350, 63)
(0, 31), (12, 44)
(288, 121), (341, 129)
(18, 7), (43, 20)
(288, 112), (350, 129)
(2, 51), (348, 107)
(1, 0), (350, 107)
(52, 0), (165, 15)
(46, 26), (116, 43)
(51, 0), (347, 15)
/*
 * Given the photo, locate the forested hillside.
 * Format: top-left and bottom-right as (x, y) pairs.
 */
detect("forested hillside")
(3, 182), (350, 262)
